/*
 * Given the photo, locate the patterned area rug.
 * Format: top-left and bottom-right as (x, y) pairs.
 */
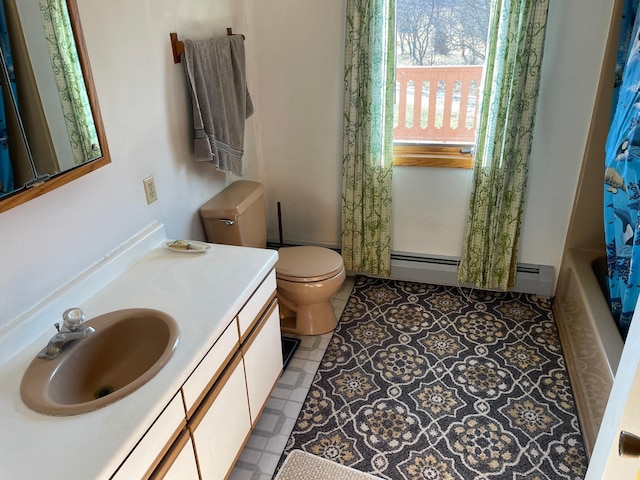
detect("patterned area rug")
(279, 277), (588, 479)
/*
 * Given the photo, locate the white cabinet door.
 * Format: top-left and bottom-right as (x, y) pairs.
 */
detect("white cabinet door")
(190, 353), (251, 480)
(242, 299), (283, 424)
(151, 430), (199, 480)
(161, 435), (199, 480)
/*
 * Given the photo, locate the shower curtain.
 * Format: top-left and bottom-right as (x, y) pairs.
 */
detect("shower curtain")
(40, 0), (101, 165)
(605, 2), (640, 340)
(613, 0), (640, 113)
(0, 0), (14, 196)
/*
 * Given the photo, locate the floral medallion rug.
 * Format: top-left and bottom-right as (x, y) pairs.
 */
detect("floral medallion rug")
(279, 276), (588, 479)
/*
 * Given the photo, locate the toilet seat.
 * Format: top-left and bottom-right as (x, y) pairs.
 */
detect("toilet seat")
(276, 246), (344, 283)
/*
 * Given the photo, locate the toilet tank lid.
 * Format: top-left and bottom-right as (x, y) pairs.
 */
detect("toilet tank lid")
(200, 181), (264, 219)
(276, 246), (344, 281)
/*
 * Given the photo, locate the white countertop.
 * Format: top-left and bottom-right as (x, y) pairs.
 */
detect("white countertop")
(0, 225), (278, 479)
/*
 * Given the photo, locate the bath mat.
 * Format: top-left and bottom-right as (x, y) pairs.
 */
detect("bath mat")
(279, 276), (588, 479)
(281, 336), (300, 370)
(275, 450), (381, 480)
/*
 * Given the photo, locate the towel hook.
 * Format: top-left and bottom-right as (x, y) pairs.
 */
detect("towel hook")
(170, 28), (245, 64)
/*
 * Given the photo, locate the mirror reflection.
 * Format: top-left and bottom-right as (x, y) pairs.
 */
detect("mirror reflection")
(0, 0), (104, 200)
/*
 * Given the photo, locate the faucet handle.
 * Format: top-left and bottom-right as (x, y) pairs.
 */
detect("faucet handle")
(62, 308), (86, 331)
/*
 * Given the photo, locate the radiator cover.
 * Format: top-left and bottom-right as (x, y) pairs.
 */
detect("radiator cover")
(391, 251), (554, 297)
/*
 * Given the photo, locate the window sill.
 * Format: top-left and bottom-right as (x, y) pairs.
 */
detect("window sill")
(392, 144), (474, 169)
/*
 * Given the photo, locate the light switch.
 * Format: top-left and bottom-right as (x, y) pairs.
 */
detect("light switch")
(143, 176), (158, 204)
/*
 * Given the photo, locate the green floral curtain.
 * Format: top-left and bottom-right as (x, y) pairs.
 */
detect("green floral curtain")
(342, 0), (395, 276)
(40, 0), (101, 165)
(457, 0), (549, 290)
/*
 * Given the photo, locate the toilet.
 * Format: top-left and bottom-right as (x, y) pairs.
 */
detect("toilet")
(200, 181), (346, 335)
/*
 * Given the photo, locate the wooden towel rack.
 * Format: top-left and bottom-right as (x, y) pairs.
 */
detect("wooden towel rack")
(170, 28), (245, 64)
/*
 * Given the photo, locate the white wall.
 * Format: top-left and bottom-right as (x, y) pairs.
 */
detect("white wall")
(0, 0), (614, 332)
(248, 0), (613, 273)
(519, 0), (614, 268)
(246, 0), (345, 247)
(0, 0), (256, 330)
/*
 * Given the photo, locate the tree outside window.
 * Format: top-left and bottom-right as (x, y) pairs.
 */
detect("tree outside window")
(393, 0), (491, 166)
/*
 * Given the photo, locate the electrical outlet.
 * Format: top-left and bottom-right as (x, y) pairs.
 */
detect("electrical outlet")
(143, 176), (158, 204)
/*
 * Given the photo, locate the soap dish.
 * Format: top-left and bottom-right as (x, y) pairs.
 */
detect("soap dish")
(164, 240), (211, 253)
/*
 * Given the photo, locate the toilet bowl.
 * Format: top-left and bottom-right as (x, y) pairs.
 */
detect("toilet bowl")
(200, 181), (346, 335)
(276, 246), (346, 335)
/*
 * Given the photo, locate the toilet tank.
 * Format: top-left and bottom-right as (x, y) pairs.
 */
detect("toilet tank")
(199, 181), (267, 248)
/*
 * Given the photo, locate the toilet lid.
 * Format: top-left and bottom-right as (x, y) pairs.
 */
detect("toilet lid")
(276, 246), (344, 282)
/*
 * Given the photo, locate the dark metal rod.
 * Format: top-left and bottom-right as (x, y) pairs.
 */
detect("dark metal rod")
(277, 202), (283, 248)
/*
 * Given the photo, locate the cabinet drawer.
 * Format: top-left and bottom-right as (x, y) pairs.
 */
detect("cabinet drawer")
(237, 269), (277, 341)
(111, 392), (185, 480)
(181, 319), (239, 416)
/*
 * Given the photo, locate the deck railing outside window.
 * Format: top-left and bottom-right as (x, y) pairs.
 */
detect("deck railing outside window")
(394, 65), (483, 144)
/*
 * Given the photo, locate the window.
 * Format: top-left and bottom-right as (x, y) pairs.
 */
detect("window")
(393, 0), (491, 168)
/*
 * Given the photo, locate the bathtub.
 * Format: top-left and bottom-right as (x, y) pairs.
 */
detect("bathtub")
(553, 248), (624, 456)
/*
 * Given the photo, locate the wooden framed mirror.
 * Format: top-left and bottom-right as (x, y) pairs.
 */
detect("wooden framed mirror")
(0, 0), (110, 214)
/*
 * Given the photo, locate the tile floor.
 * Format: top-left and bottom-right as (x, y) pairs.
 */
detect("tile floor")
(229, 276), (355, 480)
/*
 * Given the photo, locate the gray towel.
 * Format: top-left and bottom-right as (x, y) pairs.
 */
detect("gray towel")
(183, 35), (253, 176)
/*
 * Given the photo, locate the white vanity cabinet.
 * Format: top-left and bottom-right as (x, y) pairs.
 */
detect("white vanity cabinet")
(114, 269), (283, 480)
(183, 270), (282, 479)
(0, 229), (286, 480)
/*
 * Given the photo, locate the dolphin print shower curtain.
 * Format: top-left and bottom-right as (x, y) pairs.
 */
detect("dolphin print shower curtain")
(0, 0), (14, 196)
(605, 2), (640, 340)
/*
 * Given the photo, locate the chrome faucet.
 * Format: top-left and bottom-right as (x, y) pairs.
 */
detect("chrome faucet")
(38, 308), (95, 360)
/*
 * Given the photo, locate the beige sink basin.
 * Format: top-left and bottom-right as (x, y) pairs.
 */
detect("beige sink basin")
(20, 308), (180, 416)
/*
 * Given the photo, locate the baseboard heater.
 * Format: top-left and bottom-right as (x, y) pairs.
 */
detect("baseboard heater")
(391, 251), (554, 297)
(266, 242), (554, 297)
